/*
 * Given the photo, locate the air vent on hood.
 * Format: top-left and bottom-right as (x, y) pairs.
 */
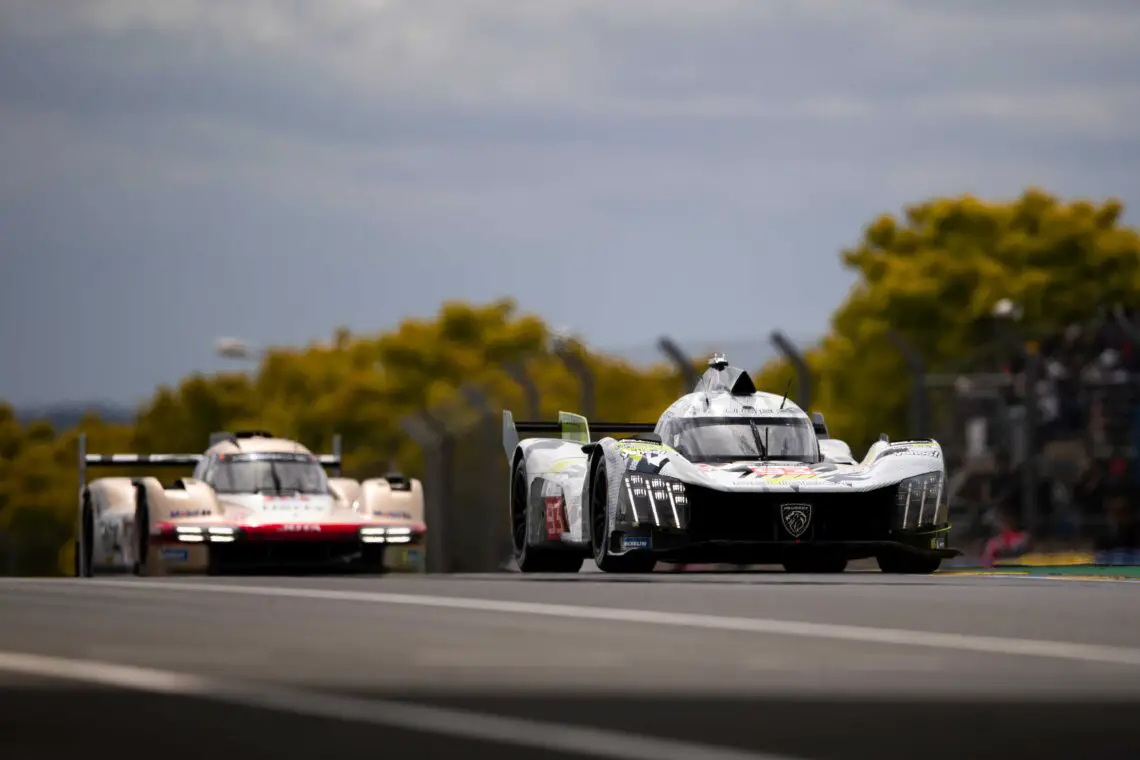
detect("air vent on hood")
(384, 472), (412, 491)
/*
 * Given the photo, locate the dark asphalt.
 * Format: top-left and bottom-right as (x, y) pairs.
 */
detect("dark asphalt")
(2, 571), (1139, 760)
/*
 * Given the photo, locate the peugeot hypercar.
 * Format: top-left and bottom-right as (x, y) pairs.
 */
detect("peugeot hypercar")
(503, 355), (959, 574)
(76, 430), (426, 576)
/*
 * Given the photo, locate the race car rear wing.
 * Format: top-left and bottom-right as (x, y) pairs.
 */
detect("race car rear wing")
(78, 432), (344, 486)
(78, 433), (203, 488)
(502, 410), (656, 459)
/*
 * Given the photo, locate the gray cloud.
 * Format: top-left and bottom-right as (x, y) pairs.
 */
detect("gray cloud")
(1, 0), (1138, 406)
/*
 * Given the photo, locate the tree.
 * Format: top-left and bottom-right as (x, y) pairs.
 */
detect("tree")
(7, 189), (1137, 575)
(757, 189), (1140, 451)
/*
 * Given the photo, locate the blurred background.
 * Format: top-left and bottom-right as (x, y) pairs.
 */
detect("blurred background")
(2, 1), (1140, 575)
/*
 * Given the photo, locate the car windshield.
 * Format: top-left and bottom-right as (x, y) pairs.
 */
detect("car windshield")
(669, 416), (819, 463)
(211, 454), (329, 495)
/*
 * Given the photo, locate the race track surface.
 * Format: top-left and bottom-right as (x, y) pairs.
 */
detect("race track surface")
(2, 570), (1140, 760)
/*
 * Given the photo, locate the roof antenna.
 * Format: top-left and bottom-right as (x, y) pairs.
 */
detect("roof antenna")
(779, 377), (792, 410)
(709, 352), (729, 370)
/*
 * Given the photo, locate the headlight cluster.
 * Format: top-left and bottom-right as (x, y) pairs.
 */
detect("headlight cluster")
(620, 473), (688, 529)
(360, 525), (416, 544)
(175, 525), (235, 543)
(894, 472), (947, 530)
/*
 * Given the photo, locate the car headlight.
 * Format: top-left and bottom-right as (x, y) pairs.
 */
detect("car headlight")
(360, 525), (421, 545)
(619, 472), (688, 529)
(894, 472), (947, 530)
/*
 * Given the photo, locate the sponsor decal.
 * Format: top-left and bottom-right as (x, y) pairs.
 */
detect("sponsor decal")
(620, 535), (651, 551)
(159, 548), (189, 562)
(780, 503), (812, 538)
(261, 496), (325, 512)
(279, 524), (321, 532)
(169, 509), (211, 518)
(627, 450), (671, 473)
(718, 465), (821, 483)
(544, 496), (567, 540)
(615, 440), (672, 460)
(931, 533), (947, 549)
(379, 510), (414, 520)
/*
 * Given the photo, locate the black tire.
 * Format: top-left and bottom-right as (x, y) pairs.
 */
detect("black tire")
(590, 459), (656, 574)
(782, 556), (848, 573)
(877, 553), (941, 574)
(76, 499), (94, 578)
(133, 487), (150, 577)
(510, 457), (583, 573)
(358, 544), (389, 575)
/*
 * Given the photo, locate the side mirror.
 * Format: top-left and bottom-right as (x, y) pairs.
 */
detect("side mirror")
(811, 412), (830, 439)
(819, 438), (855, 464)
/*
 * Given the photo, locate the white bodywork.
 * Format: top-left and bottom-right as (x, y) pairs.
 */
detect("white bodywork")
(504, 360), (949, 560)
(76, 432), (426, 575)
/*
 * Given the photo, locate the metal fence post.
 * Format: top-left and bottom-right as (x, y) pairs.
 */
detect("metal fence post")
(455, 383), (510, 572)
(658, 336), (699, 393)
(886, 329), (927, 438)
(504, 361), (541, 419)
(1022, 350), (1041, 538)
(553, 337), (596, 418)
(399, 411), (451, 573)
(769, 331), (812, 411)
(330, 434), (343, 478)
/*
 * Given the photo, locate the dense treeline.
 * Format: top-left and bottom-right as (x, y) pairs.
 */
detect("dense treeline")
(3, 189), (1138, 574)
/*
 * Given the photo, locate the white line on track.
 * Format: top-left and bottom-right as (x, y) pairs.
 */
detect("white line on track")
(0, 650), (799, 760)
(6, 578), (1140, 667)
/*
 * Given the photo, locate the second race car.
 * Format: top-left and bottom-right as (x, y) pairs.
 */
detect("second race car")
(75, 430), (426, 576)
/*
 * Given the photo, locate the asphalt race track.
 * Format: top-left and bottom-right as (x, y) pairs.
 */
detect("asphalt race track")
(2, 571), (1140, 760)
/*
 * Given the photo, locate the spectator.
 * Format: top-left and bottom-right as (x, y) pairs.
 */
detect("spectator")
(1094, 494), (1139, 560)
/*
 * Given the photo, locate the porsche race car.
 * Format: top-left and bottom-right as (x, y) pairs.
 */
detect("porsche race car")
(503, 355), (959, 574)
(75, 430), (426, 576)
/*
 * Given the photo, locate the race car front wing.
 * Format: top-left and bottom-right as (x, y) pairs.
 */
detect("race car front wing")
(150, 521), (426, 572)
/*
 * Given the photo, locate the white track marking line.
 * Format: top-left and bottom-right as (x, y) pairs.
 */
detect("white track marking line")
(0, 650), (800, 760)
(6, 577), (1140, 667)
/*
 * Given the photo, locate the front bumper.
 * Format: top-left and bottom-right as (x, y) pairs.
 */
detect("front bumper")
(610, 527), (960, 565)
(610, 472), (960, 564)
(149, 521), (427, 574)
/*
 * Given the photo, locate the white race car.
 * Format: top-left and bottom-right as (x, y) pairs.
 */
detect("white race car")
(504, 355), (959, 574)
(75, 430), (426, 575)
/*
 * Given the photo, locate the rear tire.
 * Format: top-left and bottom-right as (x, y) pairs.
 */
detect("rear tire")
(511, 457), (583, 573)
(877, 553), (941, 574)
(133, 490), (150, 577)
(590, 460), (656, 574)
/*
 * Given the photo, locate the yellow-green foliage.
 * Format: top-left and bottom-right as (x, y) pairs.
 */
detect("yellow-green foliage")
(3, 189), (1138, 574)
(756, 188), (1140, 451)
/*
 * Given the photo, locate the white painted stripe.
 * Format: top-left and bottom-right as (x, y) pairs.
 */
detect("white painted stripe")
(0, 650), (799, 760)
(8, 578), (1140, 667)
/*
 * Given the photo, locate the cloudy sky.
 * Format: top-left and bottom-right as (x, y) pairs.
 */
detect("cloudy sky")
(2, 0), (1138, 408)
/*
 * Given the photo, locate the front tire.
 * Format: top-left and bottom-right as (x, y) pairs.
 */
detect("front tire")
(877, 553), (941, 574)
(589, 459), (656, 574)
(76, 501), (94, 578)
(510, 457), (583, 573)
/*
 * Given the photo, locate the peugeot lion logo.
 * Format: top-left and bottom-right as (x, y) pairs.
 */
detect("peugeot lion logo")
(780, 503), (812, 538)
